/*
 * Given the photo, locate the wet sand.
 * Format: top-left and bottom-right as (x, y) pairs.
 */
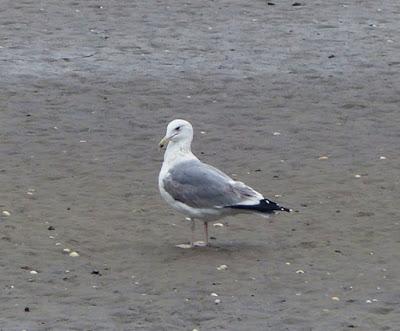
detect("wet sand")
(1, 0), (400, 330)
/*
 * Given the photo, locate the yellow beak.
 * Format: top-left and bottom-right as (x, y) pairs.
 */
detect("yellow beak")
(159, 136), (169, 149)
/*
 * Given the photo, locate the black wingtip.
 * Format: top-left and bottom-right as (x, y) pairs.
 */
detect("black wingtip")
(227, 199), (291, 214)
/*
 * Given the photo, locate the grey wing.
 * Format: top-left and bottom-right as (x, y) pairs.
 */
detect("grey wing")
(163, 160), (262, 209)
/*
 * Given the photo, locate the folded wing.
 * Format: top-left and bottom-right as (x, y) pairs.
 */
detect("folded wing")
(163, 160), (263, 209)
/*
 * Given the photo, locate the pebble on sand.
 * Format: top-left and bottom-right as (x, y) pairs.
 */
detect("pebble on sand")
(354, 174), (361, 178)
(379, 156), (387, 160)
(318, 156), (329, 160)
(30, 270), (38, 275)
(331, 296), (340, 301)
(217, 264), (228, 271)
(63, 248), (71, 253)
(69, 251), (80, 257)
(211, 293), (218, 297)
(213, 223), (224, 228)
(214, 298), (221, 304)
(296, 269), (305, 274)
(2, 210), (11, 216)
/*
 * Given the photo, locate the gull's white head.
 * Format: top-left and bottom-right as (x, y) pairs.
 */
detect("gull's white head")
(159, 119), (193, 149)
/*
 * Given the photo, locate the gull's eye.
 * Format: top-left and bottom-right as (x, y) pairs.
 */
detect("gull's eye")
(175, 126), (181, 131)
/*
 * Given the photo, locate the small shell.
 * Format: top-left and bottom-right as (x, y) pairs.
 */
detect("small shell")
(2, 210), (11, 216)
(217, 264), (228, 271)
(69, 251), (80, 257)
(331, 296), (340, 301)
(213, 223), (224, 228)
(211, 293), (218, 297)
(296, 269), (305, 274)
(63, 248), (71, 253)
(319, 156), (329, 160)
(30, 270), (38, 275)
(214, 299), (221, 304)
(354, 174), (361, 178)
(379, 156), (386, 160)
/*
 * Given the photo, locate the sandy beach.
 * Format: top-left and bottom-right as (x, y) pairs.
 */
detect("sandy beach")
(0, 0), (399, 330)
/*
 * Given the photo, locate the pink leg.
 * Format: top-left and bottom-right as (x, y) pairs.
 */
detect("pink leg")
(204, 222), (209, 245)
(190, 218), (195, 246)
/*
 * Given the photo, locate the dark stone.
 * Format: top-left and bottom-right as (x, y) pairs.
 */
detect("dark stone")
(48, 226), (55, 231)
(24, 307), (30, 312)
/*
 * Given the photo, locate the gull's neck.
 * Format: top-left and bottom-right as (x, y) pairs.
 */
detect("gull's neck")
(163, 140), (197, 165)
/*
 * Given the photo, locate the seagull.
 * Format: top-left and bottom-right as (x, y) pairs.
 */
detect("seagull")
(158, 119), (291, 248)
